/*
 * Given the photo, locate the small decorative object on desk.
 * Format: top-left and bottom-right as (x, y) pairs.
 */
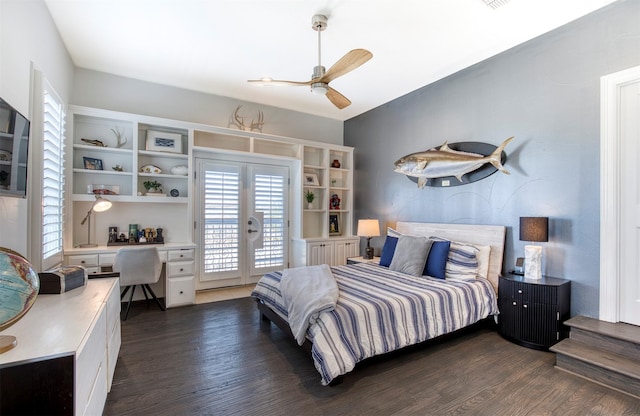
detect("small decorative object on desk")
(156, 228), (164, 243)
(112, 165), (123, 172)
(108, 226), (118, 243)
(332, 159), (341, 168)
(329, 213), (341, 236)
(170, 188), (179, 197)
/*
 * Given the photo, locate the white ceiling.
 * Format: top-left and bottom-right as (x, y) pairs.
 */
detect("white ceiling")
(44, 0), (616, 121)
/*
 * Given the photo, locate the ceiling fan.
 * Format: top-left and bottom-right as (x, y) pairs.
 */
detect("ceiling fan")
(248, 14), (372, 109)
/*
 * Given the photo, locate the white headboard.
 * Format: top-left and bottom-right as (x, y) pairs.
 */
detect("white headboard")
(395, 222), (506, 292)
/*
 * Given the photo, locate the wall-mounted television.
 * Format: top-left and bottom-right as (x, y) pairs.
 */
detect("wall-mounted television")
(0, 97), (30, 198)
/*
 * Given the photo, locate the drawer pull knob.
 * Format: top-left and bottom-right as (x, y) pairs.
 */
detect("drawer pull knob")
(180, 291), (184, 294)
(180, 268), (184, 272)
(180, 254), (184, 258)
(518, 289), (523, 294)
(512, 301), (517, 306)
(81, 260), (85, 264)
(523, 304), (528, 308)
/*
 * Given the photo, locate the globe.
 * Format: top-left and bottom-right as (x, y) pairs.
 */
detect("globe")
(0, 247), (40, 353)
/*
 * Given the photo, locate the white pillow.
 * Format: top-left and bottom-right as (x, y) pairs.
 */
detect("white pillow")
(430, 236), (479, 280)
(387, 227), (403, 238)
(474, 244), (492, 280)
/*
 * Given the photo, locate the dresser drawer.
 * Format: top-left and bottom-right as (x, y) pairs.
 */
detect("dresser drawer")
(167, 249), (194, 262)
(500, 279), (559, 305)
(166, 276), (195, 307)
(166, 261), (194, 277)
(76, 308), (107, 415)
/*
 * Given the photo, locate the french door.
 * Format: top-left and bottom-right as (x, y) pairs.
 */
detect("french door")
(195, 158), (289, 289)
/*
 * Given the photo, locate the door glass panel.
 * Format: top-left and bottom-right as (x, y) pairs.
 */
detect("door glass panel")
(202, 165), (240, 274)
(251, 170), (287, 273)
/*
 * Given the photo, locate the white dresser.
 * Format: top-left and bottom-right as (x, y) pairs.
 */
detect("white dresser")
(0, 278), (120, 415)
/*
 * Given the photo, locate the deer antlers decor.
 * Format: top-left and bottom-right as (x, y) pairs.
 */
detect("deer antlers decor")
(228, 105), (264, 133)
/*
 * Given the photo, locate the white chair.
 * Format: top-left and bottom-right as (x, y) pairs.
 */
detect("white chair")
(113, 246), (165, 320)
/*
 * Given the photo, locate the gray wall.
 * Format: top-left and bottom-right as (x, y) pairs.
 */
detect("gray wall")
(73, 69), (343, 145)
(344, 0), (640, 318)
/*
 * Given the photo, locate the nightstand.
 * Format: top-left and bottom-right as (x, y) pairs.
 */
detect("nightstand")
(347, 256), (381, 265)
(498, 274), (571, 350)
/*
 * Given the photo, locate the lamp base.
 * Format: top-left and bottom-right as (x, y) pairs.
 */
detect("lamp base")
(364, 246), (374, 260)
(524, 245), (542, 280)
(78, 243), (98, 248)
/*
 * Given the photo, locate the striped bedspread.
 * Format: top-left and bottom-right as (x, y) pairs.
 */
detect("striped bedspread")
(251, 263), (499, 385)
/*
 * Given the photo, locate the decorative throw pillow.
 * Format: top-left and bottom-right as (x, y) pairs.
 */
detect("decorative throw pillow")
(389, 235), (433, 277)
(379, 236), (399, 267)
(431, 236), (479, 279)
(423, 239), (450, 279)
(474, 244), (492, 280)
(387, 227), (403, 238)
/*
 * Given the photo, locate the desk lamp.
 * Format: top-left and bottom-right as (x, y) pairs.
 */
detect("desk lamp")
(357, 219), (380, 259)
(519, 217), (548, 280)
(79, 196), (112, 248)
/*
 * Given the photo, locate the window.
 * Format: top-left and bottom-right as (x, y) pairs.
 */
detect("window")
(41, 82), (65, 269)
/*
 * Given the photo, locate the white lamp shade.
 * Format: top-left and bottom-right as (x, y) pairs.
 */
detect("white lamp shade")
(357, 219), (380, 237)
(92, 196), (112, 212)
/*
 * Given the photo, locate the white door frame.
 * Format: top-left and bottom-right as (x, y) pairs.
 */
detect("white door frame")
(599, 65), (640, 322)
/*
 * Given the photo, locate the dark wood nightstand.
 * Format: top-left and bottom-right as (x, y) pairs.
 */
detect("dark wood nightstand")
(346, 256), (380, 265)
(498, 274), (571, 350)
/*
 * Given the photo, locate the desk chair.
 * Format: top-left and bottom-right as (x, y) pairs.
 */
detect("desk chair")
(113, 246), (166, 320)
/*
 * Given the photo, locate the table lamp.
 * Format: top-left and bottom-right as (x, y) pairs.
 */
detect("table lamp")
(519, 217), (548, 280)
(79, 196), (113, 248)
(357, 219), (380, 259)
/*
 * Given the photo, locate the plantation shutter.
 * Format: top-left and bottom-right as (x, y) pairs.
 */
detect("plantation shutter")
(202, 165), (240, 273)
(42, 85), (66, 263)
(253, 172), (286, 270)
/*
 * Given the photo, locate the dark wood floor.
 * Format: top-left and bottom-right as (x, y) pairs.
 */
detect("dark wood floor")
(104, 298), (640, 415)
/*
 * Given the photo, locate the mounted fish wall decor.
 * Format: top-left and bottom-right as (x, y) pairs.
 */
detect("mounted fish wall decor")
(394, 137), (513, 188)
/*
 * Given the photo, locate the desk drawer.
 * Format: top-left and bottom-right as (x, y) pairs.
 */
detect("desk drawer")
(167, 276), (195, 307)
(166, 261), (194, 277)
(67, 254), (98, 267)
(99, 253), (116, 266)
(167, 249), (194, 262)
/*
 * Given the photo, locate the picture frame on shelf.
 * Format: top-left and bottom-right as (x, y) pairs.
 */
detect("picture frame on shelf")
(83, 156), (103, 170)
(146, 130), (183, 154)
(329, 213), (341, 236)
(304, 173), (320, 186)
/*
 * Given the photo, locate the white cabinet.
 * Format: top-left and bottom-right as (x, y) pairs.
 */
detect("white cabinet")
(165, 248), (195, 307)
(292, 237), (359, 267)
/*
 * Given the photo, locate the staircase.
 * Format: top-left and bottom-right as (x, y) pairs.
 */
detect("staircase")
(550, 315), (640, 399)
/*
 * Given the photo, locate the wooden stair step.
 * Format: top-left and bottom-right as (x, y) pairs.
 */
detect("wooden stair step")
(551, 339), (640, 398)
(564, 315), (640, 344)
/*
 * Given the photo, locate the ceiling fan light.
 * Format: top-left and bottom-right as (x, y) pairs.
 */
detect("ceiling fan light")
(311, 83), (328, 95)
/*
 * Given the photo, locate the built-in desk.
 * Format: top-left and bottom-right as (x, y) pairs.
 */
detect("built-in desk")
(64, 242), (197, 308)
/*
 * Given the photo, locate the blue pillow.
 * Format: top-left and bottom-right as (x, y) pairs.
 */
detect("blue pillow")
(379, 236), (398, 267)
(423, 240), (450, 279)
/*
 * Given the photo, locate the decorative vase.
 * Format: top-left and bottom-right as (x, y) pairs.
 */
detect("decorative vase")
(307, 202), (313, 209)
(332, 159), (341, 168)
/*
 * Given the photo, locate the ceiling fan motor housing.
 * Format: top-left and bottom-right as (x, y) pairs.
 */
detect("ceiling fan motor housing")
(311, 14), (328, 31)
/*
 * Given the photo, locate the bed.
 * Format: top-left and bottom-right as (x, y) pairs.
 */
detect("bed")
(251, 222), (506, 385)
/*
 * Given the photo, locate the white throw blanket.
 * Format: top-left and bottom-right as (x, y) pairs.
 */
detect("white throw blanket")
(280, 264), (339, 345)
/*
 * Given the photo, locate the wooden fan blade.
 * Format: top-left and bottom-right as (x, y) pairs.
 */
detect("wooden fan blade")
(319, 49), (372, 84)
(326, 87), (351, 109)
(248, 79), (312, 86)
